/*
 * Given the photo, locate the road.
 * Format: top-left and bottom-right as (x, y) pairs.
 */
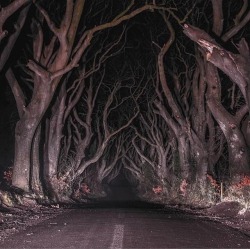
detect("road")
(1, 202), (250, 248)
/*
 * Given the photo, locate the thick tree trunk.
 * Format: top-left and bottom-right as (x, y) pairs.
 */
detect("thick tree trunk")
(31, 125), (44, 196)
(156, 146), (173, 185)
(44, 95), (66, 182)
(195, 151), (209, 181)
(206, 110), (225, 176)
(12, 122), (34, 192)
(178, 135), (190, 179)
(157, 153), (167, 183)
(43, 119), (60, 202)
(189, 131), (209, 182)
(12, 81), (54, 191)
(154, 101), (191, 181)
(206, 63), (250, 177)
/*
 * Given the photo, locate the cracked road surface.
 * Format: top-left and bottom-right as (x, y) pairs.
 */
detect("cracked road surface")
(1, 202), (250, 248)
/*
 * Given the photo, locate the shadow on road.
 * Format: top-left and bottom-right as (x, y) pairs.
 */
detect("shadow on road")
(74, 200), (166, 209)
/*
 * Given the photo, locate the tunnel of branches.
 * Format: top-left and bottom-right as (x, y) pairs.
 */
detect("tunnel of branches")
(0, 0), (250, 207)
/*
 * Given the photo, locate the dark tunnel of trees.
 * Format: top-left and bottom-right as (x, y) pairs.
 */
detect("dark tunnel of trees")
(0, 0), (250, 209)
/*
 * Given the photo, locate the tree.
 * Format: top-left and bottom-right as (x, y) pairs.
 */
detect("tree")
(183, 0), (250, 182)
(8, 1), (172, 192)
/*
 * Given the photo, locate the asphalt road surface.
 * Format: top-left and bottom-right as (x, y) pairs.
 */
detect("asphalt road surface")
(1, 202), (250, 249)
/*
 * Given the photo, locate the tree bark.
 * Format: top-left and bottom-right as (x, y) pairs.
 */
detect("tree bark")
(31, 125), (44, 196)
(154, 100), (191, 180)
(205, 63), (250, 177)
(12, 80), (54, 191)
(183, 24), (250, 110)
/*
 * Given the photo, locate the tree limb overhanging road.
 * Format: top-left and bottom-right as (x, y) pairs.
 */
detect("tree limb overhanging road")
(1, 203), (250, 249)
(1, 2), (250, 248)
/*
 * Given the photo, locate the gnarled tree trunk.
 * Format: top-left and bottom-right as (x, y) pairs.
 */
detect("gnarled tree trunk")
(205, 63), (250, 179)
(12, 80), (54, 191)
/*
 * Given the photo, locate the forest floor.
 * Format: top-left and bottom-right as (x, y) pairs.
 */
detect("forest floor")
(0, 204), (69, 242)
(1, 201), (250, 242)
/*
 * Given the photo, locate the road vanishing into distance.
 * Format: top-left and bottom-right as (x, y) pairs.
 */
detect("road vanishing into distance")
(1, 202), (250, 249)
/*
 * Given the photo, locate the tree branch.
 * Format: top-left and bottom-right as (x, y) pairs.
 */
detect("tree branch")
(0, 0), (30, 41)
(0, 5), (30, 71)
(6, 68), (26, 118)
(222, 6), (250, 42)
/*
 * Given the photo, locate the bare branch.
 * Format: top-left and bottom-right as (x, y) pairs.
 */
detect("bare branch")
(211, 0), (223, 36)
(67, 0), (85, 47)
(6, 68), (26, 117)
(33, 1), (60, 37)
(132, 137), (155, 169)
(32, 19), (43, 62)
(113, 0), (135, 21)
(61, 0), (74, 36)
(52, 4), (182, 80)
(0, 0), (30, 41)
(222, 9), (250, 42)
(234, 0), (248, 25)
(0, 5), (30, 71)
(27, 60), (51, 80)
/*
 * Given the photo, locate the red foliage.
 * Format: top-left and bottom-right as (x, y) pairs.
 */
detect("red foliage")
(207, 174), (219, 190)
(234, 175), (250, 189)
(73, 182), (91, 199)
(180, 179), (188, 196)
(81, 183), (91, 194)
(3, 167), (13, 185)
(152, 186), (163, 194)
